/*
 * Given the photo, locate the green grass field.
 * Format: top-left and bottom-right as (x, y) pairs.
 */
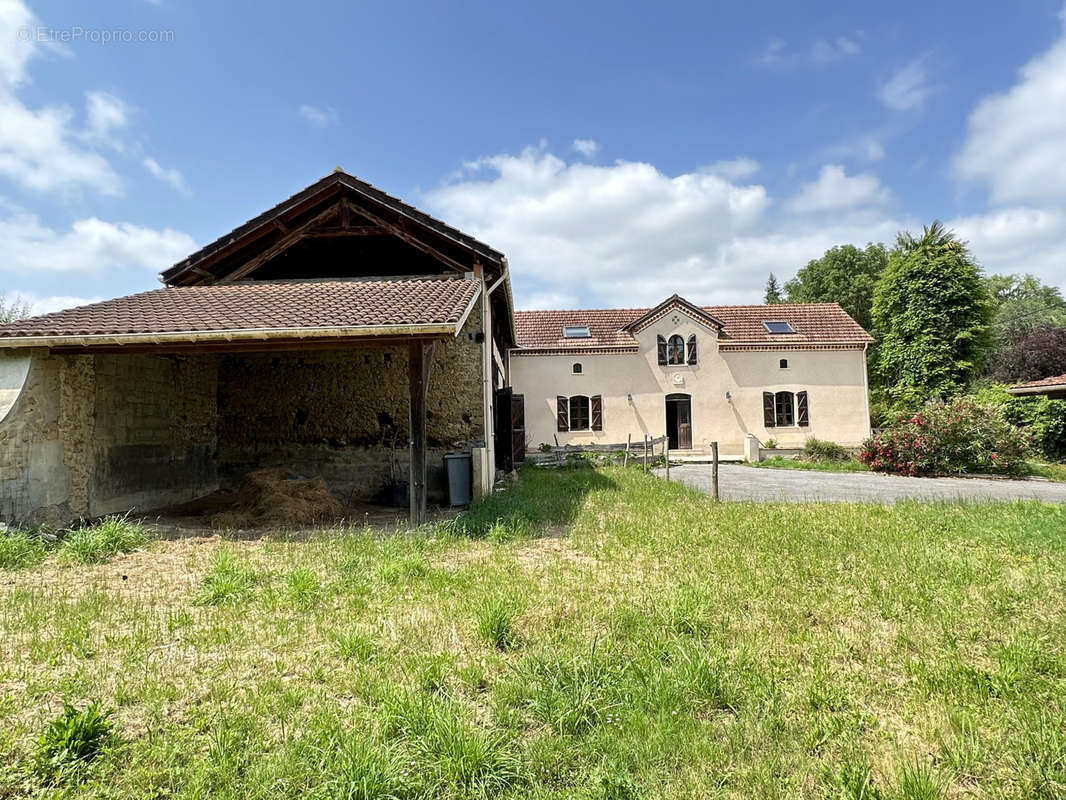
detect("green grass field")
(747, 456), (871, 473)
(2, 466), (1066, 799)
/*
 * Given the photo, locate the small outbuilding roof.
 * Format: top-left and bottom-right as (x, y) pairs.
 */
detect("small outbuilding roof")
(1008, 373), (1066, 397)
(513, 300), (872, 353)
(0, 277), (480, 349)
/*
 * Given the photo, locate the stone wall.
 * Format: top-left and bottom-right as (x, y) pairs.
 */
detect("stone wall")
(0, 301), (485, 522)
(216, 302), (485, 503)
(0, 351), (218, 523)
(0, 351), (74, 525)
(88, 353), (218, 516)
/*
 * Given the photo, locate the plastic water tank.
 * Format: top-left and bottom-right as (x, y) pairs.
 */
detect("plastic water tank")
(443, 452), (473, 506)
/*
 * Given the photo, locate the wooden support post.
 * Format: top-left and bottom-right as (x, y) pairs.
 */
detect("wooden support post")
(643, 434), (649, 474)
(711, 441), (720, 501)
(665, 442), (670, 481)
(623, 433), (631, 468)
(408, 340), (434, 525)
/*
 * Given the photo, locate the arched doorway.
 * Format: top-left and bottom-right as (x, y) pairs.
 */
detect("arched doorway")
(665, 393), (692, 450)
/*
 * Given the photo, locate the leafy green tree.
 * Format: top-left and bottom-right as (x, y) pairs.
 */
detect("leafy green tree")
(0, 293), (29, 323)
(764, 273), (783, 304)
(984, 273), (1066, 343)
(784, 243), (887, 332)
(872, 222), (993, 406)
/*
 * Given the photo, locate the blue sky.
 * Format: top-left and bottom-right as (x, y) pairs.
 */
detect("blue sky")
(3, 0), (1066, 313)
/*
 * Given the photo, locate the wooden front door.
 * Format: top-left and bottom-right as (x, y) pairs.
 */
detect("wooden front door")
(677, 399), (693, 449)
(665, 393), (693, 450)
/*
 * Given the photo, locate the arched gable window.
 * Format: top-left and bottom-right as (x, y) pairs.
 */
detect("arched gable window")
(667, 334), (685, 365)
(686, 334), (698, 365)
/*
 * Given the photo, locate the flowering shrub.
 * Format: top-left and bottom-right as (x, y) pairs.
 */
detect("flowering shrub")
(860, 398), (1030, 476)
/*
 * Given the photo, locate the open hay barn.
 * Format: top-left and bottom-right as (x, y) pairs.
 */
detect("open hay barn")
(0, 171), (519, 526)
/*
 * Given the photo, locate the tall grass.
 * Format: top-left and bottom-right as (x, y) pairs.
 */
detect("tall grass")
(2, 466), (1066, 798)
(60, 515), (151, 564)
(0, 529), (49, 570)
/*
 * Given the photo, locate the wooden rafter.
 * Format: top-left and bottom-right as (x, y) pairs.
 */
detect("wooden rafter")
(302, 226), (387, 238)
(341, 199), (470, 273)
(217, 204), (342, 283)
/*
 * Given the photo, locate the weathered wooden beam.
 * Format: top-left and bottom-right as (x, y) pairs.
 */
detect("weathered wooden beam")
(217, 203), (342, 283)
(49, 334), (446, 356)
(408, 339), (435, 524)
(302, 226), (387, 238)
(342, 199), (469, 273)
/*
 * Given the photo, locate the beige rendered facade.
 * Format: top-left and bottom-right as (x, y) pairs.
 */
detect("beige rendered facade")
(511, 299), (872, 458)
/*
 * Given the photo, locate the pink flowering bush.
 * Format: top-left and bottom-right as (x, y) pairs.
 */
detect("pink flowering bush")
(860, 398), (1030, 476)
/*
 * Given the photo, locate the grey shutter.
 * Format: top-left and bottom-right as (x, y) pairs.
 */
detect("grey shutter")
(687, 334), (697, 365)
(590, 395), (603, 431)
(797, 391), (809, 427)
(657, 335), (668, 365)
(763, 392), (776, 427)
(557, 396), (568, 432)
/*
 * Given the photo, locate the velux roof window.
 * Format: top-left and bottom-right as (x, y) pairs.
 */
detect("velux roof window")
(763, 321), (796, 334)
(563, 325), (591, 338)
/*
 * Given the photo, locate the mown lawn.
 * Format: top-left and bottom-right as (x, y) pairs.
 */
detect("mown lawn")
(747, 456), (871, 473)
(2, 466), (1066, 799)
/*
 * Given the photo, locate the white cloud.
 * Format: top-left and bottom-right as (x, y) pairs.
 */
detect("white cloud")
(758, 35), (861, 67)
(424, 146), (912, 307)
(757, 38), (787, 65)
(13, 292), (104, 316)
(787, 165), (890, 213)
(877, 57), (934, 111)
(84, 91), (130, 141)
(810, 36), (861, 64)
(0, 0), (124, 195)
(571, 138), (599, 158)
(299, 104), (338, 127)
(949, 207), (1066, 285)
(954, 20), (1066, 205)
(0, 94), (121, 195)
(0, 212), (196, 275)
(704, 157), (760, 180)
(143, 155), (188, 194)
(0, 0), (37, 90)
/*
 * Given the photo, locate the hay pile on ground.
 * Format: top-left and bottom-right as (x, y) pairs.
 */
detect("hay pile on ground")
(209, 468), (348, 529)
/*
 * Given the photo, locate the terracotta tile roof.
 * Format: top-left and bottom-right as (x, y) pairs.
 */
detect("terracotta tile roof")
(0, 278), (479, 341)
(1009, 373), (1066, 392)
(514, 301), (872, 351)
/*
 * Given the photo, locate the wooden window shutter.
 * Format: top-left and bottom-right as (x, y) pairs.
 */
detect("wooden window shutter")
(686, 334), (698, 365)
(797, 391), (809, 427)
(590, 395), (603, 431)
(657, 335), (668, 365)
(762, 392), (776, 427)
(557, 396), (569, 432)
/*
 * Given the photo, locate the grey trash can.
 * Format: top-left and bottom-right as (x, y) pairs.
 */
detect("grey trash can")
(444, 452), (473, 506)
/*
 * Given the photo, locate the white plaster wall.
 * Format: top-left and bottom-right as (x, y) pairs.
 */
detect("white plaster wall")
(510, 311), (871, 456)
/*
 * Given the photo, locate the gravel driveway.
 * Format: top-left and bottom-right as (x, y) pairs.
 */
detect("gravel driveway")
(662, 463), (1066, 504)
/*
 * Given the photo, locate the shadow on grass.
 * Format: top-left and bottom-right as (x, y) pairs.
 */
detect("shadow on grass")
(441, 463), (619, 540)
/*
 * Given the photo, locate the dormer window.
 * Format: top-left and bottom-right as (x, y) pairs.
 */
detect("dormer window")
(563, 325), (591, 339)
(763, 321), (796, 334)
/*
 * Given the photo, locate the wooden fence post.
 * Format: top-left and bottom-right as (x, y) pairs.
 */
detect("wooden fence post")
(623, 433), (631, 468)
(711, 440), (719, 501)
(643, 434), (649, 474)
